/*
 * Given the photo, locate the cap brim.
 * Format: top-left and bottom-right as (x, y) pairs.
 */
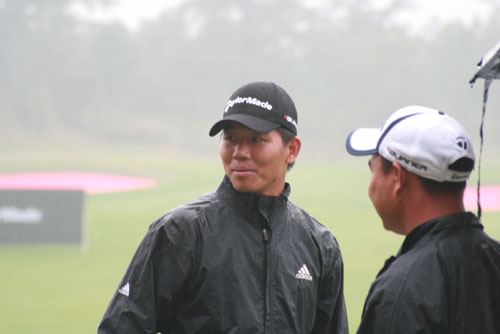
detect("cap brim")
(209, 114), (280, 137)
(346, 128), (381, 156)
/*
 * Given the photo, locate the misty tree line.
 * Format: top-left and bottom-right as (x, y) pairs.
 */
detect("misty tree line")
(1, 0), (500, 156)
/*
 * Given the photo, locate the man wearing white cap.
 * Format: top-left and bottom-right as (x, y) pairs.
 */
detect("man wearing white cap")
(99, 82), (348, 333)
(346, 105), (500, 333)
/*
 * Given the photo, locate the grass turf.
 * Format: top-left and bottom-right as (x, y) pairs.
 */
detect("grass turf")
(1, 150), (499, 333)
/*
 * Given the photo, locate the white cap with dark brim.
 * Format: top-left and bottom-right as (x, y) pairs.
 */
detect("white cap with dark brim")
(346, 105), (476, 182)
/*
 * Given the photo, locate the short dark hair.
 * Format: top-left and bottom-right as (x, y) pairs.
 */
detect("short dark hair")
(418, 158), (473, 196)
(379, 156), (473, 197)
(380, 156), (393, 174)
(277, 127), (296, 171)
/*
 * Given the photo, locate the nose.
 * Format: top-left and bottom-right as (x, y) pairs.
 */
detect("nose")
(233, 141), (251, 159)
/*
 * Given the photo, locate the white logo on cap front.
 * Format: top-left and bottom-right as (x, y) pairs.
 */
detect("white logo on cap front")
(225, 96), (273, 113)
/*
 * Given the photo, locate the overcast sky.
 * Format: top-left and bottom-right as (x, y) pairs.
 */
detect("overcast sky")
(68, 0), (494, 36)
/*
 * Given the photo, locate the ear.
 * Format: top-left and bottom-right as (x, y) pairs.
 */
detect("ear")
(286, 136), (301, 165)
(391, 162), (407, 195)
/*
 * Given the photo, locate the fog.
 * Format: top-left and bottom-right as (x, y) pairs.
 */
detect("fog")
(2, 0), (500, 162)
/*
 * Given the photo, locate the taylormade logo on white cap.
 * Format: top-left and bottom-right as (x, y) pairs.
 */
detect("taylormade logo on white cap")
(386, 147), (428, 172)
(225, 96), (273, 113)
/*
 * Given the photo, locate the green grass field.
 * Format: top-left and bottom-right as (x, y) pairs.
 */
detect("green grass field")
(1, 149), (500, 333)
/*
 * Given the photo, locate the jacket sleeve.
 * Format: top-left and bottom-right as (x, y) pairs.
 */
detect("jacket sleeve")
(312, 233), (349, 334)
(98, 214), (196, 334)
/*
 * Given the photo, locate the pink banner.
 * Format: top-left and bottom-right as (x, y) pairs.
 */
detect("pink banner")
(464, 186), (500, 211)
(0, 172), (156, 194)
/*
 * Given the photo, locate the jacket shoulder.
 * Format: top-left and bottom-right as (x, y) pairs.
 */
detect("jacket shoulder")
(151, 191), (219, 227)
(287, 201), (342, 254)
(287, 201), (333, 234)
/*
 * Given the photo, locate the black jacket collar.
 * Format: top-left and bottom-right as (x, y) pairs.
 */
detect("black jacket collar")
(399, 212), (482, 256)
(216, 175), (290, 226)
(377, 212), (482, 278)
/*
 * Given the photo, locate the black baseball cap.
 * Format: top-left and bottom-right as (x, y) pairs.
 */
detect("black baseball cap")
(209, 82), (298, 136)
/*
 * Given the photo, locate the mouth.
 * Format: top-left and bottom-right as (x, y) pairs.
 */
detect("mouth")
(231, 166), (255, 177)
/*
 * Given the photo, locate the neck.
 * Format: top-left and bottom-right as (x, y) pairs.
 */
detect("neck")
(400, 191), (465, 235)
(395, 172), (468, 234)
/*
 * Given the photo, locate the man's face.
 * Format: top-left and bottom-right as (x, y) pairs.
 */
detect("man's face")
(368, 155), (399, 232)
(219, 121), (299, 196)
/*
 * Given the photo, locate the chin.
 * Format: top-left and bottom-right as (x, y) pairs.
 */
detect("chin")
(382, 221), (406, 235)
(230, 179), (258, 193)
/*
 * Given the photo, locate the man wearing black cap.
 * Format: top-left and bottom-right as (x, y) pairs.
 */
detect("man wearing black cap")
(346, 105), (500, 333)
(98, 82), (348, 333)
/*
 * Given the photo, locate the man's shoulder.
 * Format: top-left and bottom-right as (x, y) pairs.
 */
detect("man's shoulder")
(286, 201), (340, 249)
(151, 190), (220, 229)
(377, 230), (488, 292)
(373, 243), (444, 292)
(287, 201), (327, 230)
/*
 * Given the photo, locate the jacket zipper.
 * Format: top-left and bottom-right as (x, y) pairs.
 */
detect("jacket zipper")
(262, 228), (270, 333)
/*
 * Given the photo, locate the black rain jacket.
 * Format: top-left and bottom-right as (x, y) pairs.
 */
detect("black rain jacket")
(358, 212), (500, 334)
(98, 176), (348, 334)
